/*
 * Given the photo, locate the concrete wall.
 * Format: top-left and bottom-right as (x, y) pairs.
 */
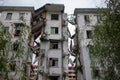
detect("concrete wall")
(76, 13), (98, 80)
(39, 11), (63, 80)
(39, 10), (68, 80)
(45, 12), (62, 39)
(0, 11), (32, 26)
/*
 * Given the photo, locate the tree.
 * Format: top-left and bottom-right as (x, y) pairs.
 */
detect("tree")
(90, 0), (120, 80)
(0, 22), (12, 79)
(0, 22), (31, 80)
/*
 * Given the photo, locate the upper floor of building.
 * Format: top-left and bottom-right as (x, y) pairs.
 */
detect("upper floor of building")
(74, 8), (102, 28)
(0, 6), (34, 41)
(74, 8), (102, 46)
(32, 4), (67, 41)
(0, 6), (34, 26)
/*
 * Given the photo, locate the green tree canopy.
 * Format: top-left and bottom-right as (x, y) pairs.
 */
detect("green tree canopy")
(0, 22), (31, 80)
(90, 0), (120, 80)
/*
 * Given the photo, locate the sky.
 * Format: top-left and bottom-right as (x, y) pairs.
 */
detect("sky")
(0, 0), (106, 14)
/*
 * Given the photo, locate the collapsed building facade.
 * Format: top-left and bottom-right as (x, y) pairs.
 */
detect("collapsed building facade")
(31, 4), (69, 80)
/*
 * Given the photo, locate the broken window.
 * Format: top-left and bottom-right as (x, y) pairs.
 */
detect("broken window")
(51, 14), (59, 20)
(84, 15), (90, 25)
(86, 30), (92, 39)
(6, 13), (12, 20)
(51, 27), (58, 34)
(19, 13), (25, 20)
(14, 23), (24, 37)
(49, 58), (58, 67)
(50, 41), (59, 49)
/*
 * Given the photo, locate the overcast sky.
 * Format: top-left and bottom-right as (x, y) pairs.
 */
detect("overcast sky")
(0, 0), (106, 14)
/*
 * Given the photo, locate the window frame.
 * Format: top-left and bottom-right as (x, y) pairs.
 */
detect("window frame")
(50, 27), (59, 34)
(6, 13), (12, 20)
(86, 30), (92, 39)
(50, 41), (59, 49)
(49, 58), (58, 67)
(51, 14), (59, 20)
(84, 15), (90, 25)
(19, 13), (25, 20)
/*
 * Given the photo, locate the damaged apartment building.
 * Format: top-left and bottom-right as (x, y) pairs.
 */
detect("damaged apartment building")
(31, 4), (69, 80)
(74, 8), (101, 80)
(0, 6), (34, 79)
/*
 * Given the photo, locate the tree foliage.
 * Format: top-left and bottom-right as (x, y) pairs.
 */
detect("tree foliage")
(90, 0), (120, 80)
(0, 22), (31, 80)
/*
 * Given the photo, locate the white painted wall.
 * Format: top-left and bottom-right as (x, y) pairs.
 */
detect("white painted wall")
(0, 11), (32, 26)
(76, 12), (98, 80)
(45, 12), (62, 40)
(40, 10), (68, 80)
(40, 11), (62, 80)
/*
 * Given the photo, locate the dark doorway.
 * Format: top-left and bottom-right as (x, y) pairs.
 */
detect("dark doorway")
(50, 76), (58, 80)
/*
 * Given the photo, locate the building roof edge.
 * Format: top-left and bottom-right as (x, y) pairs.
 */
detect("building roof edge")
(0, 6), (34, 12)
